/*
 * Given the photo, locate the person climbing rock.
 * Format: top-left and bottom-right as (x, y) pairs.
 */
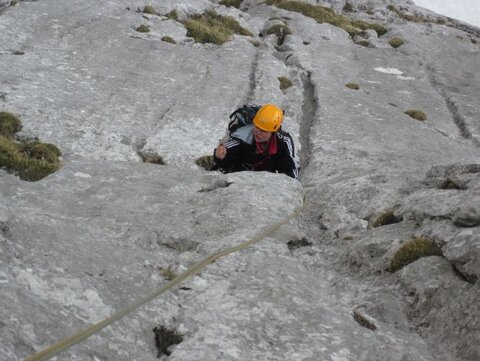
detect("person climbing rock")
(213, 103), (300, 179)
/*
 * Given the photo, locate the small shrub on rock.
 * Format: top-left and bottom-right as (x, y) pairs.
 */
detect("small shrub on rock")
(278, 76), (293, 90)
(266, 24), (292, 45)
(153, 325), (184, 357)
(135, 24), (150, 33)
(143, 5), (157, 15)
(0, 112), (22, 139)
(389, 237), (442, 272)
(0, 113), (61, 181)
(370, 210), (401, 228)
(266, 0), (387, 38)
(140, 151), (165, 165)
(356, 40), (370, 47)
(184, 10), (252, 45)
(346, 83), (359, 90)
(388, 37), (404, 48)
(161, 36), (176, 44)
(219, 0), (243, 8)
(166, 10), (179, 21)
(405, 109), (427, 121)
(161, 268), (177, 280)
(195, 155), (215, 170)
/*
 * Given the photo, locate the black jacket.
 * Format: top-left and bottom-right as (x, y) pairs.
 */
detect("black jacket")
(213, 129), (300, 179)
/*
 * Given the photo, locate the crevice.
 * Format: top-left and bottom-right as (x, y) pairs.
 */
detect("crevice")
(298, 71), (317, 176)
(426, 63), (479, 146)
(245, 49), (260, 104)
(198, 180), (232, 192)
(451, 264), (476, 285)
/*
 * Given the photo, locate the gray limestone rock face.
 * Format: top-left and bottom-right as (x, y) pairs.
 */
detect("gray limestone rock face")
(1, 0), (480, 360)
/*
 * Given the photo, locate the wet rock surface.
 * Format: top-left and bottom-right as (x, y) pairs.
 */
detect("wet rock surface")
(1, 0), (480, 360)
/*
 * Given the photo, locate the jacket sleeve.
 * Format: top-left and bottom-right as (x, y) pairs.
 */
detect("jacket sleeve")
(276, 133), (300, 179)
(213, 138), (243, 172)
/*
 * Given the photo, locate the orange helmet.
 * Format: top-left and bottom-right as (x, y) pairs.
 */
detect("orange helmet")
(253, 104), (284, 132)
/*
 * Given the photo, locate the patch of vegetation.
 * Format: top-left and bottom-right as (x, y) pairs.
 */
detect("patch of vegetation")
(370, 210), (401, 228)
(140, 151), (165, 165)
(184, 10), (253, 45)
(161, 268), (177, 281)
(388, 37), (404, 48)
(135, 24), (150, 33)
(143, 5), (157, 15)
(153, 325), (184, 357)
(161, 36), (176, 44)
(356, 40), (370, 47)
(387, 5), (426, 23)
(166, 9), (179, 21)
(343, 2), (353, 12)
(287, 237), (312, 251)
(266, 0), (387, 37)
(405, 109), (427, 121)
(266, 24), (292, 45)
(346, 83), (359, 90)
(195, 155), (215, 170)
(353, 311), (377, 330)
(219, 0), (243, 8)
(0, 112), (22, 138)
(389, 237), (442, 273)
(351, 20), (387, 36)
(440, 178), (461, 190)
(278, 76), (293, 90)
(0, 112), (61, 182)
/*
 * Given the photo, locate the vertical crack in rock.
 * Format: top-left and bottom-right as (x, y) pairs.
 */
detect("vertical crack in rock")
(427, 63), (479, 146)
(245, 49), (260, 104)
(298, 71), (317, 176)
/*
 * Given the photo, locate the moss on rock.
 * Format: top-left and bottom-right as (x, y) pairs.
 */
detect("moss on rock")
(389, 237), (442, 272)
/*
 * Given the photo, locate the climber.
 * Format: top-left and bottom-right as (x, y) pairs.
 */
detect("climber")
(213, 103), (300, 179)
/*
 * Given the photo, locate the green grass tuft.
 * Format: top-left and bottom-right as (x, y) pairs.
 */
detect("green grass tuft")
(0, 113), (61, 181)
(219, 0), (243, 8)
(161, 36), (176, 44)
(389, 237), (442, 272)
(135, 24), (150, 33)
(405, 109), (427, 121)
(195, 155), (215, 170)
(0, 112), (22, 139)
(184, 10), (252, 45)
(265, 0), (387, 37)
(388, 37), (404, 48)
(166, 9), (179, 21)
(278, 76), (293, 90)
(387, 5), (426, 23)
(370, 210), (400, 228)
(0, 137), (61, 182)
(356, 40), (370, 47)
(143, 5), (157, 15)
(161, 268), (177, 280)
(346, 83), (359, 90)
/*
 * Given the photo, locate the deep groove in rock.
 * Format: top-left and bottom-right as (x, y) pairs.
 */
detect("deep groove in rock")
(427, 63), (478, 146)
(298, 71), (317, 175)
(451, 264), (476, 285)
(245, 49), (260, 104)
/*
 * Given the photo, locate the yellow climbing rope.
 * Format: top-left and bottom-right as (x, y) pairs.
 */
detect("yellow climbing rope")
(25, 195), (305, 361)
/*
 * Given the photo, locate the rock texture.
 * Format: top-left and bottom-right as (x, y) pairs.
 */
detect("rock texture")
(1, 0), (479, 360)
